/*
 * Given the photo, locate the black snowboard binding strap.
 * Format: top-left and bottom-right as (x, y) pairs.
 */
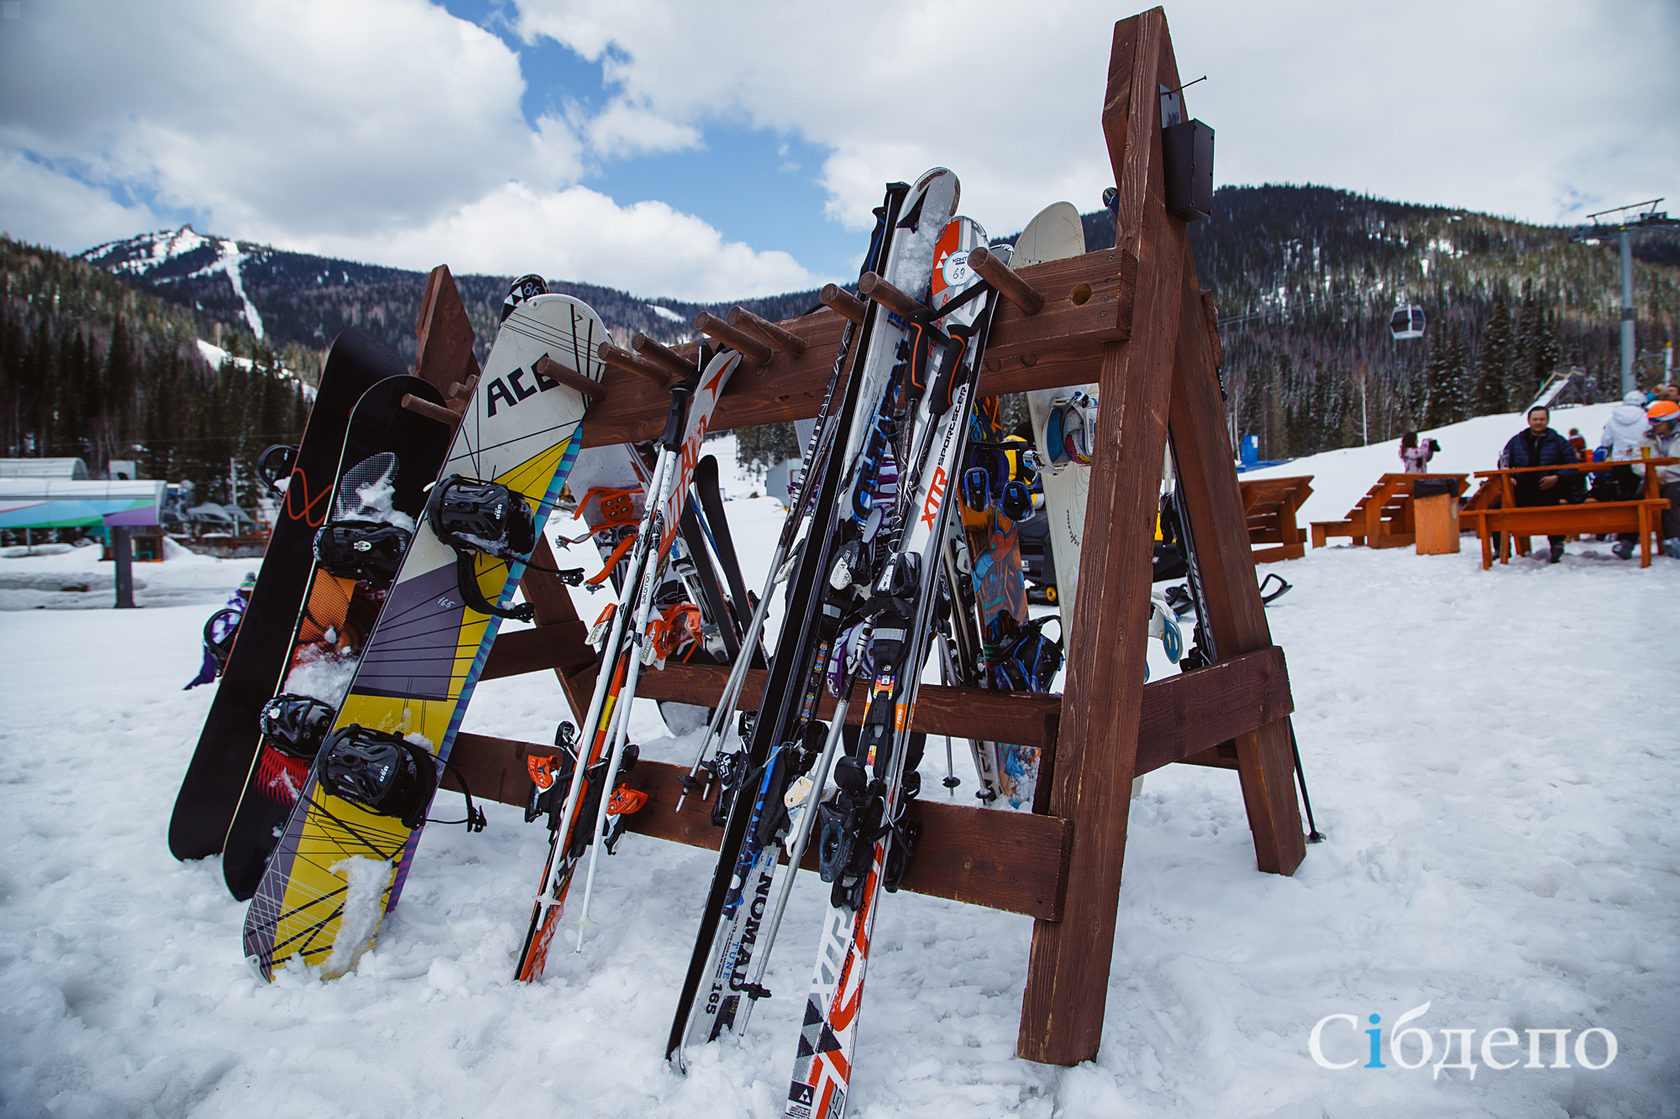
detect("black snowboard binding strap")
(314, 521), (411, 586)
(316, 724), (439, 830)
(202, 607), (244, 671)
(257, 443), (298, 492)
(259, 694), (338, 760)
(427, 474), (540, 622)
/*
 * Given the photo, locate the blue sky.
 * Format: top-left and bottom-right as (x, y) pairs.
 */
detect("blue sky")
(0, 0), (1676, 302)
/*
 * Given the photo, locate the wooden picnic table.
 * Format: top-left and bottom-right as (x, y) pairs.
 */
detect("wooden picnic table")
(1238, 475), (1313, 562)
(1309, 472), (1468, 551)
(1467, 458), (1676, 569)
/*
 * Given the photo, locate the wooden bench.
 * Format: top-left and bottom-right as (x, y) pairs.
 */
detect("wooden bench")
(1472, 459), (1676, 569)
(1238, 475), (1312, 562)
(1309, 472), (1469, 550)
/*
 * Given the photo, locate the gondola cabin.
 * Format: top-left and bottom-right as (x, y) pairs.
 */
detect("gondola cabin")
(1390, 304), (1426, 340)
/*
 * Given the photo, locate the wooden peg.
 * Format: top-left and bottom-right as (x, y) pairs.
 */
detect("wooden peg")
(401, 393), (462, 429)
(965, 245), (1045, 315)
(448, 373), (479, 402)
(598, 341), (679, 387)
(819, 284), (867, 325)
(858, 272), (923, 319)
(534, 355), (608, 402)
(631, 333), (695, 380)
(727, 306), (808, 358)
(693, 311), (773, 365)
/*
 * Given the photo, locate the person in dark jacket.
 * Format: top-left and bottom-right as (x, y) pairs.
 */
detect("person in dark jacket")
(1498, 405), (1580, 562)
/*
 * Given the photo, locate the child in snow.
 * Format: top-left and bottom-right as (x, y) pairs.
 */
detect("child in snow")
(1399, 431), (1439, 473)
(184, 572), (256, 689)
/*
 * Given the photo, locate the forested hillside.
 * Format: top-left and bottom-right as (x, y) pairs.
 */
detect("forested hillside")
(12, 184), (1678, 495)
(0, 236), (310, 507)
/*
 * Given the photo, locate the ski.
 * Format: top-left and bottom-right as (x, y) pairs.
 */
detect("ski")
(241, 290), (606, 980)
(779, 213), (998, 1119)
(513, 344), (741, 982)
(665, 169), (958, 1068)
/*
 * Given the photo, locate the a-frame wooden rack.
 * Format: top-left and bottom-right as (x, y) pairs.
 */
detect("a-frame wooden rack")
(418, 7), (1304, 1069)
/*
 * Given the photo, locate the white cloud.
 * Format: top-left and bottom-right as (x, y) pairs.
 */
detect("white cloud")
(0, 152), (166, 251)
(510, 0), (1680, 237)
(583, 99), (703, 160)
(292, 182), (825, 301)
(0, 0), (825, 299)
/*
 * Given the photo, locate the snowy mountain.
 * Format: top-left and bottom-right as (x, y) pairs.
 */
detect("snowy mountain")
(82, 226), (274, 339)
(76, 228), (819, 367)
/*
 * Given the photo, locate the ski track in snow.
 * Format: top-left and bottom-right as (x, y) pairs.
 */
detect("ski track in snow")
(1, 423), (1677, 1117)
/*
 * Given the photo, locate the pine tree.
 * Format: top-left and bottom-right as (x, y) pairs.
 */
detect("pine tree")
(1473, 290), (1514, 414)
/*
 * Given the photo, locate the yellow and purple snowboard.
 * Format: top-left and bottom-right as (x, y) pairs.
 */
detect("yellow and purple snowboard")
(243, 292), (606, 980)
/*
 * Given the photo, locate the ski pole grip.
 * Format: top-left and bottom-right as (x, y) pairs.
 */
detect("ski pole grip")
(965, 246), (1044, 315)
(660, 375), (695, 450)
(858, 272), (923, 320)
(693, 312), (772, 365)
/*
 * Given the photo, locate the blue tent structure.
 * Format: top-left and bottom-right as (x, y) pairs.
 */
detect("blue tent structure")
(0, 472), (166, 607)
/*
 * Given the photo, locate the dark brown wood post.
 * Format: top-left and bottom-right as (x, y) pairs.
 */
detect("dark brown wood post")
(1165, 255), (1306, 875)
(1016, 8), (1184, 1067)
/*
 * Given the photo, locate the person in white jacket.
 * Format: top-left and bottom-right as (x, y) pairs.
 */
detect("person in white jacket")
(1592, 390), (1653, 558)
(1598, 390), (1653, 460)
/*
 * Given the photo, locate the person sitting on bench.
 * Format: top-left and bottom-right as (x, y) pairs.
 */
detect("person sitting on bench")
(1498, 405), (1579, 563)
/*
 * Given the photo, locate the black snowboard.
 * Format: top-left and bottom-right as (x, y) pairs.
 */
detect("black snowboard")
(168, 329), (409, 860)
(220, 384), (451, 900)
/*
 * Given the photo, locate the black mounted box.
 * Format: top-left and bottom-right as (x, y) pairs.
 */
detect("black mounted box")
(1162, 119), (1213, 221)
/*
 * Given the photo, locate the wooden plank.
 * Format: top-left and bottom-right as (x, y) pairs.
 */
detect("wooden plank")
(412, 264), (481, 394)
(442, 737), (1071, 920)
(576, 251), (1137, 446)
(1167, 247), (1305, 882)
(480, 622), (596, 681)
(1134, 649), (1294, 774)
(606, 661), (1063, 748)
(1018, 8), (1178, 1070)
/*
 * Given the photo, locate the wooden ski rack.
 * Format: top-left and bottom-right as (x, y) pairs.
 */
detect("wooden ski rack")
(431, 6), (1303, 1069)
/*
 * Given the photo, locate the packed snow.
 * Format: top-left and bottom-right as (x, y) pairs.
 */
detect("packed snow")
(2, 414), (1676, 1118)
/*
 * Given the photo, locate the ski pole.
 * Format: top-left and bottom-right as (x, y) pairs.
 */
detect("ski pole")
(1288, 720), (1325, 843)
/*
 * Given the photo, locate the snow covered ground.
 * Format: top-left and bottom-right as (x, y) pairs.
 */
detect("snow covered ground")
(2, 414), (1676, 1118)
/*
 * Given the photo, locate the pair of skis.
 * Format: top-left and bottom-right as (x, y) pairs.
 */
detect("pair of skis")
(513, 344), (742, 981)
(658, 168), (1004, 1119)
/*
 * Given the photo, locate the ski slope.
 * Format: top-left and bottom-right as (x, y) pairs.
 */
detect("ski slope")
(1, 416), (1675, 1119)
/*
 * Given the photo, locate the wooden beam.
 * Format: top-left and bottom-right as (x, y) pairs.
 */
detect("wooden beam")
(593, 660), (1064, 748)
(443, 739), (1071, 920)
(1017, 8), (1178, 1069)
(576, 249), (1136, 446)
(1167, 247), (1305, 878)
(412, 264), (481, 395)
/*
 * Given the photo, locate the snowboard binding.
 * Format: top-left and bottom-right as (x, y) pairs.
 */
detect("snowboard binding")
(315, 724), (439, 829)
(258, 694), (337, 760)
(313, 521), (411, 586)
(427, 474), (541, 622)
